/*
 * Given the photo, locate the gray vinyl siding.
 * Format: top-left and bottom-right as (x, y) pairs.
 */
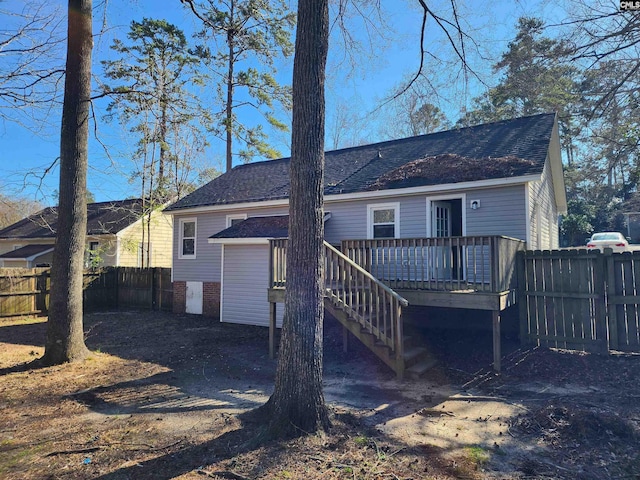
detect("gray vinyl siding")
(172, 185), (529, 283)
(324, 196), (426, 244)
(528, 159), (559, 249)
(171, 205), (288, 282)
(326, 188), (527, 243)
(221, 244), (284, 327)
(464, 185), (527, 240)
(400, 196), (428, 237)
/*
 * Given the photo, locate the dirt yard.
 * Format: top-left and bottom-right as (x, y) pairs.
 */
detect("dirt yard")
(0, 311), (639, 479)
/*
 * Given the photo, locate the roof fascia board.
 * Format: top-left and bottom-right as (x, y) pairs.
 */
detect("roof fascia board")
(26, 248), (54, 261)
(0, 233), (114, 241)
(525, 183), (532, 248)
(549, 116), (568, 215)
(2, 247), (55, 262)
(208, 238), (271, 245)
(168, 174), (541, 216)
(117, 201), (172, 235)
(111, 211), (150, 236)
(0, 236), (55, 241)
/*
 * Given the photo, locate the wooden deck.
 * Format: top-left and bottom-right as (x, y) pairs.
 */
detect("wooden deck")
(268, 236), (525, 376)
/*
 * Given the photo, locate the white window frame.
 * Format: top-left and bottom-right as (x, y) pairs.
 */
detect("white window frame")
(179, 217), (197, 259)
(226, 213), (247, 228)
(367, 202), (400, 239)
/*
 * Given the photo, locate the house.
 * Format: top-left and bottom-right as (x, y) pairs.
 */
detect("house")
(165, 113), (567, 376)
(0, 199), (173, 268)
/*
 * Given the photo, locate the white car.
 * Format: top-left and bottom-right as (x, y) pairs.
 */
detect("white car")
(586, 232), (630, 253)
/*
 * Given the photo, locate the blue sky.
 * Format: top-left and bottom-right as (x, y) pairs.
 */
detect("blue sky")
(0, 0), (566, 206)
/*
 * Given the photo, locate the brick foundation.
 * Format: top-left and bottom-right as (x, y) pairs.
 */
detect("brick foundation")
(203, 281), (221, 319)
(173, 281), (186, 314)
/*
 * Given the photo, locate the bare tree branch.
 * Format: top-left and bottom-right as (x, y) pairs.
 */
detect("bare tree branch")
(0, 1), (66, 129)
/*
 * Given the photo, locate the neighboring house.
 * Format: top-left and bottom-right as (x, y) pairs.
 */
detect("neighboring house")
(0, 199), (173, 268)
(165, 113), (567, 376)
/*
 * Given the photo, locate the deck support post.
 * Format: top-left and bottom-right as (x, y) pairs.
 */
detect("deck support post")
(492, 310), (501, 372)
(269, 302), (277, 359)
(342, 326), (349, 353)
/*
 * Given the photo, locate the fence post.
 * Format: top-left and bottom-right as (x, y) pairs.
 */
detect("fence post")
(593, 251), (608, 354)
(115, 267), (120, 310)
(36, 269), (49, 315)
(516, 250), (528, 345)
(605, 250), (618, 351)
(151, 267), (157, 311)
(489, 236), (500, 293)
(157, 268), (162, 311)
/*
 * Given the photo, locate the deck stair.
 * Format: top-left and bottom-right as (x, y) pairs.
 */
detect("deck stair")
(322, 242), (435, 378)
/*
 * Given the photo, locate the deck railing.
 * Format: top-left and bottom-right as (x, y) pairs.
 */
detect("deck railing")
(341, 236), (526, 293)
(268, 238), (409, 356)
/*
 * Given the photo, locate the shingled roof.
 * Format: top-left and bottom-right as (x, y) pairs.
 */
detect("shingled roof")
(166, 113), (556, 212)
(0, 199), (145, 239)
(209, 215), (289, 239)
(0, 244), (53, 259)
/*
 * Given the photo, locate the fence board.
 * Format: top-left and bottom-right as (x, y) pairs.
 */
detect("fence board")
(575, 253), (590, 351)
(620, 255), (637, 351)
(549, 251), (562, 348)
(518, 249), (640, 354)
(0, 267), (172, 317)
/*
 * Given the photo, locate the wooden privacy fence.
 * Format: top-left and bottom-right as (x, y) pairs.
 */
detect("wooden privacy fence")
(0, 267), (172, 318)
(518, 249), (640, 354)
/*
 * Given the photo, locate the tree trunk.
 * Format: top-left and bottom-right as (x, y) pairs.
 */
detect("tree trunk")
(259, 0), (330, 437)
(41, 0), (92, 365)
(225, 0), (235, 173)
(159, 100), (168, 196)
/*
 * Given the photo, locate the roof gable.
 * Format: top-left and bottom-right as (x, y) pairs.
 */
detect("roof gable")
(0, 199), (145, 239)
(167, 113), (557, 211)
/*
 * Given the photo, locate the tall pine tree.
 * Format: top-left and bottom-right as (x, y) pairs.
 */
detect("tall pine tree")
(182, 0), (295, 171)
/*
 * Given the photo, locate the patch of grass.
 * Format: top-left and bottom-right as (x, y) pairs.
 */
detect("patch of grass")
(0, 439), (15, 449)
(0, 443), (47, 476)
(353, 435), (369, 447)
(465, 445), (490, 466)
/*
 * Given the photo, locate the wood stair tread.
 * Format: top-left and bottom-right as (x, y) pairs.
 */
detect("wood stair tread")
(403, 346), (427, 361)
(406, 358), (439, 378)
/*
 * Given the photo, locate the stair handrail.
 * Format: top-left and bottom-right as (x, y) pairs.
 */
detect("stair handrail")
(324, 241), (409, 307)
(325, 240), (407, 368)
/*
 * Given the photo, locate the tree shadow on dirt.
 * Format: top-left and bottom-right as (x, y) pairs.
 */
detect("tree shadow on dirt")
(92, 412), (262, 480)
(0, 358), (48, 376)
(70, 370), (271, 414)
(0, 319), (46, 347)
(90, 408), (454, 480)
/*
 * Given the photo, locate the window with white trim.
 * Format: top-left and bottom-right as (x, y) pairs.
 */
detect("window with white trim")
(367, 203), (399, 239)
(179, 218), (196, 258)
(226, 213), (247, 228)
